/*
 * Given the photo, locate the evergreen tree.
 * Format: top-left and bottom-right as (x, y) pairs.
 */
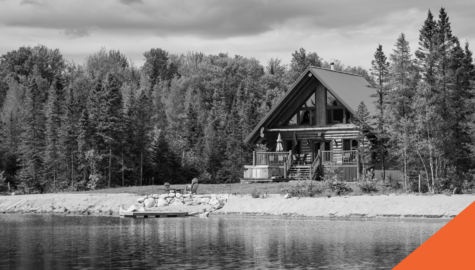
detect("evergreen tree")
(77, 107), (92, 186)
(45, 81), (64, 189)
(352, 102), (371, 178)
(150, 129), (180, 184)
(96, 73), (123, 188)
(370, 44), (390, 181)
(58, 87), (79, 189)
(415, 10), (438, 92)
(131, 90), (153, 186)
(19, 78), (45, 192)
(387, 33), (418, 190)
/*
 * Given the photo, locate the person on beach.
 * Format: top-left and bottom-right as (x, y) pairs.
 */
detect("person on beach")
(187, 178), (199, 194)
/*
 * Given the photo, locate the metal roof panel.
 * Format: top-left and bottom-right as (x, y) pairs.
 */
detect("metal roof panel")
(309, 67), (377, 117)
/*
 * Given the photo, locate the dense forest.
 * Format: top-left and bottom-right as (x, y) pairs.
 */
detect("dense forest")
(0, 8), (474, 193)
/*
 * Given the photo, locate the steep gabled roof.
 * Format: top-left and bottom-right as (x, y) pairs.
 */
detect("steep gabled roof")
(309, 66), (377, 116)
(244, 66), (377, 144)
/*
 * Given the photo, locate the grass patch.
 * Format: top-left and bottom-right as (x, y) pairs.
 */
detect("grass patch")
(66, 180), (405, 197)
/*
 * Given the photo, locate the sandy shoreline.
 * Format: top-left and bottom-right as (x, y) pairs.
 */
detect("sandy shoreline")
(1, 193), (474, 219)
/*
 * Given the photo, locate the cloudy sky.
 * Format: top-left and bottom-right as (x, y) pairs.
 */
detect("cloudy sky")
(0, 0), (473, 69)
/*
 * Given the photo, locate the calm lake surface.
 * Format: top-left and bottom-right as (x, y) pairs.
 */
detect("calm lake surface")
(0, 214), (447, 269)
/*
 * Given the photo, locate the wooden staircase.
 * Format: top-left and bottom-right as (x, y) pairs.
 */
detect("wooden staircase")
(286, 151), (322, 181)
(287, 165), (312, 180)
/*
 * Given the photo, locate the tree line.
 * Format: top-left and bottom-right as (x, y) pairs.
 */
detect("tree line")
(0, 7), (473, 193)
(367, 8), (474, 193)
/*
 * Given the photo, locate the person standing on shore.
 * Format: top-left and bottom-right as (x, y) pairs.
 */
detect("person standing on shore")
(189, 178), (199, 194)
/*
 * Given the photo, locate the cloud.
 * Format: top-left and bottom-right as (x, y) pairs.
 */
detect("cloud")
(20, 0), (46, 6)
(0, 0), (434, 39)
(0, 0), (472, 41)
(119, 0), (143, 5)
(0, 0), (474, 71)
(62, 27), (97, 38)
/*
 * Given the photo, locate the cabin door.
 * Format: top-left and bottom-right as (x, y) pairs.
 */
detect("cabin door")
(313, 141), (332, 162)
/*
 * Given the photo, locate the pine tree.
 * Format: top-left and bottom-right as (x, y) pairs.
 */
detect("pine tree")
(150, 129), (180, 184)
(370, 44), (390, 181)
(45, 81), (64, 189)
(77, 107), (92, 186)
(96, 73), (123, 188)
(412, 82), (440, 192)
(387, 33), (418, 190)
(88, 78), (103, 151)
(58, 87), (79, 189)
(353, 102), (371, 179)
(415, 10), (438, 93)
(19, 78), (45, 192)
(131, 90), (153, 186)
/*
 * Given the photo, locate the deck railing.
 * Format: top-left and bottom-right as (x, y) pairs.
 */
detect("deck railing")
(321, 150), (357, 166)
(310, 150), (322, 180)
(255, 151), (291, 166)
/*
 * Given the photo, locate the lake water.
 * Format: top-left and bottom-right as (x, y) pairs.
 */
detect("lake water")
(0, 214), (447, 269)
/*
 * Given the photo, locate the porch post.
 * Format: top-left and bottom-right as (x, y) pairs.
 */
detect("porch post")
(253, 151), (256, 166)
(356, 151), (360, 180)
(284, 162), (287, 178)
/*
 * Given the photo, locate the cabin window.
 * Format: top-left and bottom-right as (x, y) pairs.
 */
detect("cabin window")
(324, 141), (331, 151)
(351, 139), (358, 150)
(287, 114), (297, 126)
(326, 109), (344, 124)
(343, 139), (358, 151)
(333, 109), (343, 123)
(303, 93), (316, 107)
(299, 109), (315, 125)
(327, 91), (341, 106)
(343, 139), (351, 151)
(346, 110), (352, 122)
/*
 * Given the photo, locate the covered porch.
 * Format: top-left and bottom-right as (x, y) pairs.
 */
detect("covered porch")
(242, 149), (360, 182)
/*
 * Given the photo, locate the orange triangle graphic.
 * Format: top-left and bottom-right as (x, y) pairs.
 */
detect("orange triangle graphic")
(394, 201), (475, 269)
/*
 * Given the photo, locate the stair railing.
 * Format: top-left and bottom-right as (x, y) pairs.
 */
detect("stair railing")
(310, 150), (322, 180)
(284, 150), (292, 178)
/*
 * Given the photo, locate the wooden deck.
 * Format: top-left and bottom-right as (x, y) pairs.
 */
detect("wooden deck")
(122, 211), (189, 218)
(240, 177), (289, 184)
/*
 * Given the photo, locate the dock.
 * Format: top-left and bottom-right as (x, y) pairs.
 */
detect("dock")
(122, 211), (189, 218)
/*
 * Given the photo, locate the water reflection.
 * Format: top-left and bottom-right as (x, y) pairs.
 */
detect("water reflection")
(0, 214), (447, 269)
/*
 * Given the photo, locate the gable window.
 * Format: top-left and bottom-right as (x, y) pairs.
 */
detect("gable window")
(326, 90), (346, 124)
(284, 93), (315, 126)
(287, 114), (297, 126)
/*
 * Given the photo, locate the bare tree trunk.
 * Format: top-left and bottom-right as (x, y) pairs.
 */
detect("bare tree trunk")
(403, 148), (407, 192)
(140, 151), (143, 186)
(109, 144), (112, 188)
(71, 150), (74, 189)
(381, 140), (386, 182)
(122, 150), (124, 187)
(416, 149), (430, 192)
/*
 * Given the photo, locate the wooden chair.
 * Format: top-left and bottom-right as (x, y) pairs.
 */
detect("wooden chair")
(269, 155), (275, 164)
(293, 154), (300, 165)
(343, 152), (351, 163)
(302, 154), (308, 165)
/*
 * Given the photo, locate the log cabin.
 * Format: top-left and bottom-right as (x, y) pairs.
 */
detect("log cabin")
(243, 65), (380, 182)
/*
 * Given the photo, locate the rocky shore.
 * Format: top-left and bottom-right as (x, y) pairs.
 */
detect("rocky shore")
(216, 194), (475, 219)
(0, 193), (474, 219)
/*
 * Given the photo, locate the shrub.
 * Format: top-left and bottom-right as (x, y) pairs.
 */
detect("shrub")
(251, 188), (261, 198)
(281, 182), (323, 198)
(387, 174), (402, 191)
(461, 180), (475, 194)
(358, 181), (378, 193)
(326, 180), (352, 195)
